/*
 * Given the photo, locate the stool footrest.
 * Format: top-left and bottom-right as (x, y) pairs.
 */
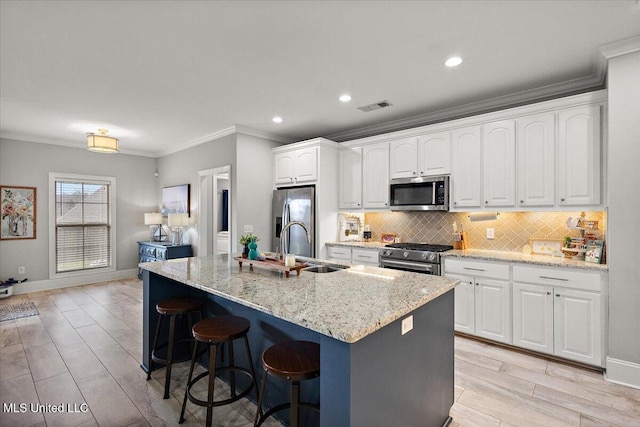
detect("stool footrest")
(255, 402), (320, 426)
(186, 366), (255, 407)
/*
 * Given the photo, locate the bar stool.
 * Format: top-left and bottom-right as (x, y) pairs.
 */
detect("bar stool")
(254, 340), (320, 427)
(149, 297), (205, 399)
(179, 315), (259, 427)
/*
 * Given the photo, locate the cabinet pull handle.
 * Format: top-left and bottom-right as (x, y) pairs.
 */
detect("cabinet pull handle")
(464, 267), (486, 272)
(539, 276), (568, 282)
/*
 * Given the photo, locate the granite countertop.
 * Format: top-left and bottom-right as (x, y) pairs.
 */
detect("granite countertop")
(442, 249), (608, 272)
(326, 241), (386, 249)
(139, 254), (458, 343)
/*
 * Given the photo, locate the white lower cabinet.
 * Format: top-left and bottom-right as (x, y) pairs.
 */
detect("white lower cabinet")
(445, 259), (511, 344)
(512, 266), (604, 366)
(327, 246), (379, 267)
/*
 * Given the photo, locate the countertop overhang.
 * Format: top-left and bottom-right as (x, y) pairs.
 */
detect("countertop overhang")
(139, 254), (458, 343)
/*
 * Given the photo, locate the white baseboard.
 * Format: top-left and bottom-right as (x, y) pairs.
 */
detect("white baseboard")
(11, 269), (139, 294)
(606, 356), (640, 390)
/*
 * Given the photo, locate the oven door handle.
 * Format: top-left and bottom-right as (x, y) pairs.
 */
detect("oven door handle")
(381, 259), (437, 273)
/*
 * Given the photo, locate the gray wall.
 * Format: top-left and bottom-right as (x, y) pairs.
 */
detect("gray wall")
(0, 138), (157, 285)
(607, 50), (640, 367)
(156, 131), (281, 255)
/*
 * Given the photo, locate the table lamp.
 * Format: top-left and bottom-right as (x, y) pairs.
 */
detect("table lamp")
(168, 213), (189, 245)
(144, 212), (166, 242)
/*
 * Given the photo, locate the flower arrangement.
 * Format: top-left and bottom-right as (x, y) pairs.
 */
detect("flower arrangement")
(239, 233), (259, 246)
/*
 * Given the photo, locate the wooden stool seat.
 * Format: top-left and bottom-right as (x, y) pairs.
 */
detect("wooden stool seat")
(255, 340), (320, 427)
(180, 316), (258, 427)
(156, 297), (204, 315)
(262, 340), (320, 381)
(150, 297), (205, 399)
(192, 316), (250, 343)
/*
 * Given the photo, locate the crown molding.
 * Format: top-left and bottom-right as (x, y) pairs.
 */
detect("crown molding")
(158, 125), (294, 157)
(326, 72), (606, 142)
(599, 35), (640, 59)
(0, 132), (155, 157)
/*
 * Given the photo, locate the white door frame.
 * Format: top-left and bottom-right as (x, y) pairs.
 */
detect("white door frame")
(198, 165), (231, 256)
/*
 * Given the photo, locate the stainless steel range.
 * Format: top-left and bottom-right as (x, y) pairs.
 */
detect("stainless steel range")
(379, 243), (453, 275)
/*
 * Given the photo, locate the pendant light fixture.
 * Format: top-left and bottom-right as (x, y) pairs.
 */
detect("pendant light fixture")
(87, 128), (119, 153)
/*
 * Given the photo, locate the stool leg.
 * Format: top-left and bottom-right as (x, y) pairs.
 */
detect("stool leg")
(254, 370), (268, 426)
(149, 313), (164, 380)
(243, 335), (259, 397)
(163, 314), (177, 399)
(206, 343), (218, 427)
(290, 380), (300, 427)
(179, 339), (200, 424)
(228, 339), (236, 397)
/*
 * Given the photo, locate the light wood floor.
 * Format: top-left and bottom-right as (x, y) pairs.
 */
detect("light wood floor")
(1, 278), (638, 426)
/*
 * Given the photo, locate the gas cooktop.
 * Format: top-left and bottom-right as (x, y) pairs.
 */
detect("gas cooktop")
(384, 243), (453, 252)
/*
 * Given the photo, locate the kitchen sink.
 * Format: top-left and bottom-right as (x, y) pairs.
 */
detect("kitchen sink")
(303, 264), (350, 273)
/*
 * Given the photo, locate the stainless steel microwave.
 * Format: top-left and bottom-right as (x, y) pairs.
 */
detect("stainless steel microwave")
(389, 175), (449, 211)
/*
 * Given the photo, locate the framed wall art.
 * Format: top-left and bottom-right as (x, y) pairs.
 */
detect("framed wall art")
(1, 185), (36, 240)
(162, 184), (190, 217)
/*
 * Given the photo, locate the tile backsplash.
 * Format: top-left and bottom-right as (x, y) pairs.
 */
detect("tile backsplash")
(362, 211), (606, 252)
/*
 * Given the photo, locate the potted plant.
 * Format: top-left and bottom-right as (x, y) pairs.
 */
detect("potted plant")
(239, 233), (259, 258)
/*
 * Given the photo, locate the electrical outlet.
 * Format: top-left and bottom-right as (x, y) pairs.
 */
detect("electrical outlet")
(243, 225), (253, 233)
(18, 266), (26, 274)
(486, 228), (495, 239)
(401, 315), (414, 335)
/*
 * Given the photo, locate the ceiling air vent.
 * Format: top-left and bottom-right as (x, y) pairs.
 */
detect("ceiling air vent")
(357, 100), (393, 112)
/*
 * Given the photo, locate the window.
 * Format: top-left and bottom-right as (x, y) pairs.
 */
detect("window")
(49, 173), (116, 277)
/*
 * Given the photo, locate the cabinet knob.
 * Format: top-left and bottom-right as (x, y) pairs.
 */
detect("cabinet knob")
(555, 294), (560, 297)
(290, 177), (293, 182)
(475, 283), (479, 286)
(485, 201), (488, 204)
(546, 292), (551, 295)
(420, 171), (424, 174)
(413, 171), (416, 175)
(357, 203), (360, 206)
(560, 198), (565, 202)
(520, 200), (524, 203)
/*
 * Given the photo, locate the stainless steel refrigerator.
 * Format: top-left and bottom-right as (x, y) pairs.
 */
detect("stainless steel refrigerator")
(271, 186), (315, 258)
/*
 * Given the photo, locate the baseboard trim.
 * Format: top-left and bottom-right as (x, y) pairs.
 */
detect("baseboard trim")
(605, 356), (640, 390)
(11, 269), (139, 294)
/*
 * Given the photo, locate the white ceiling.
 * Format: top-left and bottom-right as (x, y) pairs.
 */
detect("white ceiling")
(1, 1), (639, 157)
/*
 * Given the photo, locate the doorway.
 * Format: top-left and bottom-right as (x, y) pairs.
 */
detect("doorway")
(198, 165), (231, 256)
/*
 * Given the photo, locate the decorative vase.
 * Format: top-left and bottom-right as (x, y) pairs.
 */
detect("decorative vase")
(248, 237), (259, 260)
(242, 244), (249, 258)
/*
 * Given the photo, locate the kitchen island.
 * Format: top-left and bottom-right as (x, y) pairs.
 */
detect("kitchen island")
(140, 254), (458, 427)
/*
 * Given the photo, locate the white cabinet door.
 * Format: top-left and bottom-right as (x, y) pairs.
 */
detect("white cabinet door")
(475, 278), (511, 344)
(362, 142), (390, 208)
(293, 147), (318, 183)
(558, 105), (601, 206)
(451, 126), (482, 209)
(352, 248), (379, 266)
(389, 137), (418, 179)
(447, 273), (475, 334)
(274, 151), (295, 185)
(554, 289), (602, 366)
(517, 113), (556, 207)
(339, 147), (362, 209)
(418, 131), (451, 176)
(512, 282), (554, 354)
(483, 120), (515, 207)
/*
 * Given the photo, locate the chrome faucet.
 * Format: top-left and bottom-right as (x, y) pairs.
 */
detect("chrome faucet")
(280, 220), (311, 261)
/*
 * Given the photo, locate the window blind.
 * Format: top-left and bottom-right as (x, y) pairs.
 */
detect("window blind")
(55, 181), (111, 273)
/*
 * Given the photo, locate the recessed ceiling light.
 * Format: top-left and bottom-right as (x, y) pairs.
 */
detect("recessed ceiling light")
(445, 56), (463, 67)
(339, 94), (352, 102)
(272, 116), (283, 123)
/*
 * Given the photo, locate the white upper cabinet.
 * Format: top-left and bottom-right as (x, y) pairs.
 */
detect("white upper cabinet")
(482, 120), (516, 207)
(418, 131), (451, 176)
(451, 126), (482, 209)
(338, 147), (363, 209)
(517, 113), (556, 207)
(558, 105), (601, 206)
(389, 137), (419, 179)
(274, 146), (318, 185)
(362, 142), (390, 208)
